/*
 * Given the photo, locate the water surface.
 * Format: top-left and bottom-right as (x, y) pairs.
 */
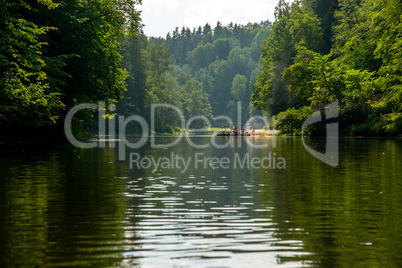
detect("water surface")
(0, 137), (401, 267)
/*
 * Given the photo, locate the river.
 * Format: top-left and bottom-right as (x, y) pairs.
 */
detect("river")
(0, 136), (401, 267)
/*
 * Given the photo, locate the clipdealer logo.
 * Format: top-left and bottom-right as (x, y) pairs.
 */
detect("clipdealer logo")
(302, 101), (339, 167)
(64, 101), (340, 170)
(64, 102), (276, 161)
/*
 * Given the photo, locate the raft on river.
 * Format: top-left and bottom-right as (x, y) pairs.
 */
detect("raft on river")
(216, 131), (250, 137)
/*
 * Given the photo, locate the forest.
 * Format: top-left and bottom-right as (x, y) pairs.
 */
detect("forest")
(252, 0), (402, 136)
(119, 20), (271, 132)
(1, 0), (401, 139)
(0, 0), (143, 140)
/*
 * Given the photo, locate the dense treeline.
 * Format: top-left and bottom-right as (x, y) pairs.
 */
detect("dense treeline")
(118, 21), (272, 132)
(0, 0), (212, 136)
(1, 0), (268, 137)
(117, 35), (213, 132)
(252, 0), (402, 136)
(0, 0), (142, 139)
(149, 21), (272, 124)
(3, 0), (400, 139)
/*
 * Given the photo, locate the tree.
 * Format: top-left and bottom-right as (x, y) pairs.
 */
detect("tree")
(181, 79), (213, 128)
(145, 41), (182, 132)
(231, 74), (248, 103)
(251, 1), (295, 115)
(187, 43), (215, 70)
(303, 0), (339, 54)
(118, 33), (147, 117)
(0, 0), (64, 126)
(282, 45), (318, 105)
(289, 3), (323, 53)
(158, 20), (271, 122)
(374, 0), (402, 113)
(213, 38), (231, 60)
(257, 0), (401, 136)
(227, 74), (251, 121)
(0, 0), (143, 131)
(252, 1), (324, 116)
(43, 0), (141, 107)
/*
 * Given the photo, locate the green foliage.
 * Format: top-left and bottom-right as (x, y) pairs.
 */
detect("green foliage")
(303, 0), (339, 54)
(117, 33), (147, 117)
(283, 45), (318, 103)
(187, 43), (216, 70)
(289, 3), (323, 52)
(5, 0), (400, 138)
(0, 0), (143, 132)
(117, 36), (214, 133)
(252, 0), (402, 136)
(276, 106), (315, 135)
(252, 2), (323, 116)
(0, 0), (64, 126)
(156, 21), (271, 122)
(181, 79), (213, 128)
(374, 0), (402, 113)
(344, 113), (402, 137)
(227, 74), (252, 122)
(231, 74), (248, 102)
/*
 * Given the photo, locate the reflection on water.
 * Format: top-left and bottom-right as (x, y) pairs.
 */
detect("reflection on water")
(0, 137), (401, 267)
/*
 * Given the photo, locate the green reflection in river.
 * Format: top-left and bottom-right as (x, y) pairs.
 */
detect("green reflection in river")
(0, 145), (130, 267)
(255, 138), (402, 267)
(0, 137), (401, 267)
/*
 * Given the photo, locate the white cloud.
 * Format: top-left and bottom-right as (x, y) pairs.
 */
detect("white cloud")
(139, 0), (280, 37)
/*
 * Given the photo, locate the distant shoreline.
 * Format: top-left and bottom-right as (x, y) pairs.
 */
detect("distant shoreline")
(1, 127), (400, 145)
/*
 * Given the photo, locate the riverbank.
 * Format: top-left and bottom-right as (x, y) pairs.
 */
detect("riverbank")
(1, 125), (400, 145)
(247, 129), (280, 136)
(0, 123), (95, 145)
(0, 125), (67, 144)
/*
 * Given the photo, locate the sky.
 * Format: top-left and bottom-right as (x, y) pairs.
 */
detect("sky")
(139, 0), (281, 38)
